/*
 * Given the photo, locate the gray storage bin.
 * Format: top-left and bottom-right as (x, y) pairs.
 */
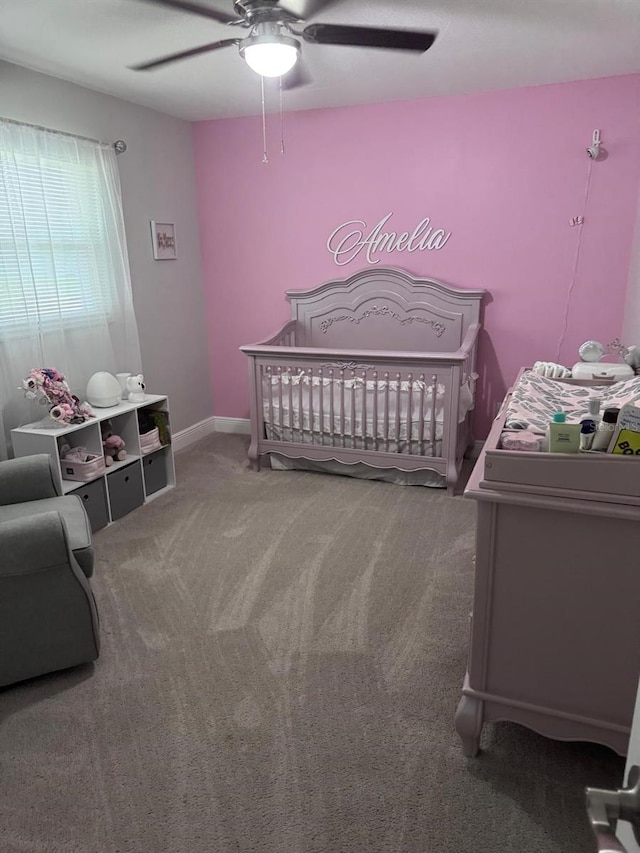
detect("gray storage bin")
(142, 447), (168, 496)
(107, 462), (144, 521)
(75, 477), (109, 532)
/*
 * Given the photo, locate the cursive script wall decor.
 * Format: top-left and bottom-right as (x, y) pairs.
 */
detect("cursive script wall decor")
(327, 212), (452, 266)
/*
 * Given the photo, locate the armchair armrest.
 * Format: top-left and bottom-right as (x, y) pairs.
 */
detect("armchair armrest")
(0, 454), (59, 505)
(0, 512), (71, 575)
(0, 511), (100, 688)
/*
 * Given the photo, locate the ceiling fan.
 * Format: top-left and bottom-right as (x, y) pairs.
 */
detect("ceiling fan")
(130, 0), (437, 85)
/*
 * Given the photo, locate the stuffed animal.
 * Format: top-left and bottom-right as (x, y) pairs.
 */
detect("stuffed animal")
(126, 374), (146, 403)
(101, 420), (126, 466)
(624, 345), (640, 374)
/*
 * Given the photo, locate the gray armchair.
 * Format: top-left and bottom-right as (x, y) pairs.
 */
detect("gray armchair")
(0, 454), (93, 576)
(0, 455), (100, 687)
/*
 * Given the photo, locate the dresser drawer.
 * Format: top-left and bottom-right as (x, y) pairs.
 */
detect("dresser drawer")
(107, 462), (144, 521)
(142, 447), (169, 496)
(74, 477), (109, 532)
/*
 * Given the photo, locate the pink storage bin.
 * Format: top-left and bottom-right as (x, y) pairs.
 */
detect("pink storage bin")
(60, 451), (105, 482)
(140, 427), (162, 455)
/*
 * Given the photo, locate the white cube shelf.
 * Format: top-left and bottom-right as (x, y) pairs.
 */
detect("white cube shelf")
(11, 394), (176, 531)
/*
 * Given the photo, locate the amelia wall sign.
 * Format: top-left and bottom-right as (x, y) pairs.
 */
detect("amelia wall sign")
(326, 212), (452, 266)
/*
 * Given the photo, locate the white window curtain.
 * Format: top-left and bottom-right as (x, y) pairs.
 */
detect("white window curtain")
(0, 119), (142, 459)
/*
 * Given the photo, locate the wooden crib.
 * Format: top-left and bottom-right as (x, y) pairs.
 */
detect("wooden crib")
(240, 267), (486, 493)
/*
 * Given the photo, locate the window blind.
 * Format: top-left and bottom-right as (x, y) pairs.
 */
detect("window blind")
(0, 151), (117, 337)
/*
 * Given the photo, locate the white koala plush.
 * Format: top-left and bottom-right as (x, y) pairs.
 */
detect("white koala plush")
(126, 374), (146, 403)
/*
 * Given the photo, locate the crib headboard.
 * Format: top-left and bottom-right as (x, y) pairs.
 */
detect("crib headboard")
(286, 267), (485, 353)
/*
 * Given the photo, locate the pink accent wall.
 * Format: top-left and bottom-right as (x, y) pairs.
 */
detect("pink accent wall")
(193, 74), (640, 437)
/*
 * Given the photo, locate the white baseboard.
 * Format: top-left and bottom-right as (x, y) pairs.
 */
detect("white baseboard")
(172, 417), (217, 453)
(212, 417), (251, 435)
(172, 416), (250, 453)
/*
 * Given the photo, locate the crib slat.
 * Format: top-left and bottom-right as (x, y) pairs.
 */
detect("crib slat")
(277, 366), (284, 439)
(288, 367), (294, 442)
(406, 372), (413, 454)
(318, 369), (324, 444)
(340, 370), (346, 448)
(298, 369), (304, 443)
(372, 371), (378, 452)
(351, 370), (357, 449)
(267, 366), (274, 439)
(383, 372), (390, 452)
(418, 373), (425, 456)
(329, 369), (335, 444)
(395, 373), (401, 452)
(430, 374), (438, 456)
(309, 368), (314, 445)
(361, 370), (368, 451)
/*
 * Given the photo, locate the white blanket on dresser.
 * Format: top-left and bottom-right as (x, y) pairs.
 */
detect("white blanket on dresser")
(505, 370), (640, 433)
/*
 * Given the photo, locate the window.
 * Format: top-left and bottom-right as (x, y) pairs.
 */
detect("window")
(0, 140), (118, 338)
(0, 119), (142, 461)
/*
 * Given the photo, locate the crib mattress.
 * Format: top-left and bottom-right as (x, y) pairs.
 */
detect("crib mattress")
(262, 373), (473, 447)
(265, 421), (444, 456)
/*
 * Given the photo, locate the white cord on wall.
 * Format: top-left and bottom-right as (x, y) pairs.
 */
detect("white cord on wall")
(554, 156), (594, 363)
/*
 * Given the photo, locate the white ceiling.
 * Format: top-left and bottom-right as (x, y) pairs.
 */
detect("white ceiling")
(1, 0), (640, 121)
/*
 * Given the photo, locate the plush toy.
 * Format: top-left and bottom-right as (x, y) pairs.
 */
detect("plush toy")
(624, 345), (640, 374)
(101, 420), (126, 466)
(126, 374), (146, 403)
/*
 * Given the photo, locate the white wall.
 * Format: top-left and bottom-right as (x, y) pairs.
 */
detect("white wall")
(0, 60), (213, 434)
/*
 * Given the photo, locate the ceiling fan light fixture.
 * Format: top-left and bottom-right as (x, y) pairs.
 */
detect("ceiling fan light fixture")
(240, 34), (300, 78)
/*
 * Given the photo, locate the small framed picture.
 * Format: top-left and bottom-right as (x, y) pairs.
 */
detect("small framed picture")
(150, 221), (177, 260)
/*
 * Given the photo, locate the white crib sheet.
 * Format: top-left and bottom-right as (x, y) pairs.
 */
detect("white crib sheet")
(262, 373), (474, 444)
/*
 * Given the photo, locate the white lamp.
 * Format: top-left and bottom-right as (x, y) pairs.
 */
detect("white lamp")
(86, 372), (122, 408)
(240, 33), (300, 78)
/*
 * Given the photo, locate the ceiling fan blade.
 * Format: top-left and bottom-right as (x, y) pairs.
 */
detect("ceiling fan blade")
(130, 38), (240, 70)
(135, 0), (243, 26)
(277, 0), (342, 20)
(302, 24), (437, 52)
(280, 56), (314, 90)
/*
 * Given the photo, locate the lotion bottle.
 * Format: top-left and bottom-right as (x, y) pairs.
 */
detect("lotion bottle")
(547, 411), (581, 453)
(579, 419), (597, 451)
(591, 407), (621, 452)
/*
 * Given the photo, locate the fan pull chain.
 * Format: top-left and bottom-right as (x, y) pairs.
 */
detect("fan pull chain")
(261, 74), (269, 164)
(279, 76), (285, 155)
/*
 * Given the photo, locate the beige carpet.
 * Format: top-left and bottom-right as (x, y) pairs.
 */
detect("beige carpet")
(0, 434), (624, 852)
